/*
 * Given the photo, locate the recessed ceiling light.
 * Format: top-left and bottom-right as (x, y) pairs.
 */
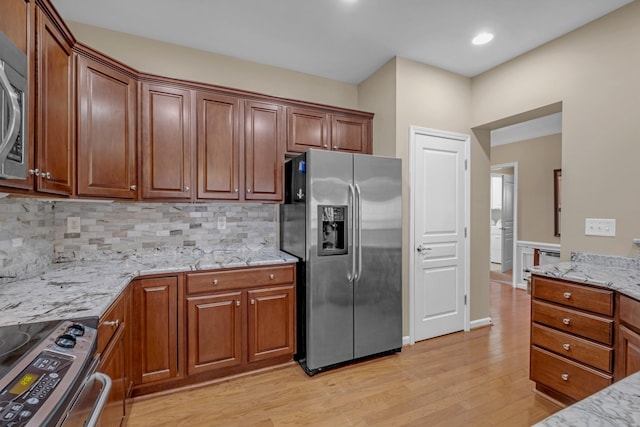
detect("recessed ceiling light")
(472, 32), (494, 46)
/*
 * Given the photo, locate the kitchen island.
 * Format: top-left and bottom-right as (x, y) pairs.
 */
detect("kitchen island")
(530, 252), (640, 426)
(0, 248), (297, 327)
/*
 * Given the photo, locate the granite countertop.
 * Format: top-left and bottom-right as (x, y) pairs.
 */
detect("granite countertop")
(529, 253), (640, 301)
(0, 249), (297, 327)
(533, 371), (640, 426)
(530, 252), (640, 425)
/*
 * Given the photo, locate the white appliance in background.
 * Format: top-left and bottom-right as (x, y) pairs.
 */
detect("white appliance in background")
(515, 241), (561, 289)
(490, 225), (502, 263)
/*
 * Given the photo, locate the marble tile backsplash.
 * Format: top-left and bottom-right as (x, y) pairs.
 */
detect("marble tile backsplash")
(0, 197), (278, 283)
(0, 198), (55, 285)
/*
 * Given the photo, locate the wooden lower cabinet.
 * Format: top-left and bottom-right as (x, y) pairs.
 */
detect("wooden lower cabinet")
(530, 275), (614, 404)
(186, 291), (244, 375)
(184, 265), (296, 380)
(131, 275), (183, 394)
(97, 287), (131, 426)
(130, 265), (295, 396)
(617, 295), (640, 380)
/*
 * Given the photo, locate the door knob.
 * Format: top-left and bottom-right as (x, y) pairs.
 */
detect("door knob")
(416, 245), (431, 253)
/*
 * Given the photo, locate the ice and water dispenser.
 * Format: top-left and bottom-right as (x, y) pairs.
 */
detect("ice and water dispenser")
(318, 205), (347, 256)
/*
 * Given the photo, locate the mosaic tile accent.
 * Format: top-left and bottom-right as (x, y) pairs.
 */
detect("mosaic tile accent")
(0, 197), (55, 285)
(53, 201), (278, 262)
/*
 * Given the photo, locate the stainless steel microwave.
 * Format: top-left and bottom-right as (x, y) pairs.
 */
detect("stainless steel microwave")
(0, 30), (28, 180)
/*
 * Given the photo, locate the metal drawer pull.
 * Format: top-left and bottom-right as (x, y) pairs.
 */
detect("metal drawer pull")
(102, 320), (119, 328)
(563, 292), (572, 299)
(562, 318), (571, 325)
(269, 274), (275, 280)
(562, 343), (571, 351)
(561, 373), (569, 381)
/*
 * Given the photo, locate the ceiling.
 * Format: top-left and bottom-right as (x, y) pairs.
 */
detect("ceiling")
(50, 0), (633, 85)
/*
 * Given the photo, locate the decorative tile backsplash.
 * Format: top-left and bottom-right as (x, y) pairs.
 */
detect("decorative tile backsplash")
(0, 196), (278, 282)
(0, 198), (55, 284)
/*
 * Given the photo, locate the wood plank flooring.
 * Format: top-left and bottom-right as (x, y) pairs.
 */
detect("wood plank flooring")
(126, 274), (561, 426)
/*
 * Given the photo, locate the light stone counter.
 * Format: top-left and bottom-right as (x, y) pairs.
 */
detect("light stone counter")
(533, 371), (640, 426)
(529, 252), (640, 301)
(0, 249), (297, 327)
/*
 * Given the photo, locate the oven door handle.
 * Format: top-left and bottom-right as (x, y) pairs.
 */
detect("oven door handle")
(85, 372), (112, 427)
(0, 63), (21, 157)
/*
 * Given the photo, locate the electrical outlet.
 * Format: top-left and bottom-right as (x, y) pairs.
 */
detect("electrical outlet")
(217, 216), (226, 230)
(585, 218), (616, 237)
(67, 216), (81, 233)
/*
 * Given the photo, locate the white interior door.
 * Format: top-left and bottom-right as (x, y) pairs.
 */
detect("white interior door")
(501, 174), (514, 272)
(411, 127), (469, 342)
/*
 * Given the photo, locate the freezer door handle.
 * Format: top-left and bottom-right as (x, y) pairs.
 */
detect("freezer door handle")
(354, 183), (362, 281)
(348, 183), (356, 283)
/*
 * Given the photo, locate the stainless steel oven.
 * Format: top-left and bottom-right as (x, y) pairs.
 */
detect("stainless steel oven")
(0, 30), (28, 180)
(0, 320), (111, 426)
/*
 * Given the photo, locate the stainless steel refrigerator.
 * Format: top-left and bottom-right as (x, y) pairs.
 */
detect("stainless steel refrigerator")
(280, 149), (402, 375)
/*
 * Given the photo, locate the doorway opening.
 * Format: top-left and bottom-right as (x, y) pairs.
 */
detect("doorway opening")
(490, 164), (517, 285)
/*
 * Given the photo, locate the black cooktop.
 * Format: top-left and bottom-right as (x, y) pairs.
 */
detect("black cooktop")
(0, 321), (62, 379)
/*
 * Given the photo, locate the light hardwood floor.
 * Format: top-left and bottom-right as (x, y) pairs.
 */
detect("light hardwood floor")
(126, 274), (561, 426)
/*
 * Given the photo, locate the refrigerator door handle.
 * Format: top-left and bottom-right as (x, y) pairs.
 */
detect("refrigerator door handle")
(348, 183), (356, 283)
(354, 183), (362, 281)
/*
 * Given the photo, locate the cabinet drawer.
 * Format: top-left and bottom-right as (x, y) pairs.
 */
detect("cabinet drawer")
(98, 291), (127, 354)
(532, 276), (613, 316)
(186, 265), (294, 295)
(532, 300), (613, 345)
(532, 323), (613, 373)
(530, 346), (612, 402)
(620, 295), (640, 332)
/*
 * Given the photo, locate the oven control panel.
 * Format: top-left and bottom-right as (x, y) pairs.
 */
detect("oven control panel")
(0, 321), (97, 427)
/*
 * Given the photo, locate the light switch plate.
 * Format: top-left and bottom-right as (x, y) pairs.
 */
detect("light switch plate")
(585, 218), (616, 237)
(67, 216), (81, 233)
(217, 216), (226, 230)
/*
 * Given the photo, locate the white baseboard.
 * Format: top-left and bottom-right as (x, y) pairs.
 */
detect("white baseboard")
(402, 336), (411, 346)
(470, 317), (493, 329)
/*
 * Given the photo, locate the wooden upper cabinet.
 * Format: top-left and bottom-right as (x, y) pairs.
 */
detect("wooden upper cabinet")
(196, 91), (241, 200)
(35, 7), (74, 195)
(141, 83), (193, 200)
(0, 0), (29, 55)
(76, 53), (137, 199)
(287, 107), (329, 153)
(330, 114), (371, 153)
(244, 100), (284, 202)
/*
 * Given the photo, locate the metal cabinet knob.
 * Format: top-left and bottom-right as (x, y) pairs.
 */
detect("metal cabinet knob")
(562, 343), (571, 351)
(212, 279), (218, 285)
(234, 188), (238, 193)
(184, 186), (190, 192)
(561, 373), (569, 381)
(41, 171), (51, 179)
(323, 144), (328, 148)
(236, 300), (240, 307)
(247, 188), (251, 193)
(102, 320), (119, 328)
(250, 299), (255, 305)
(130, 185), (137, 191)
(269, 274), (275, 280)
(562, 318), (571, 325)
(563, 292), (572, 299)
(29, 169), (39, 176)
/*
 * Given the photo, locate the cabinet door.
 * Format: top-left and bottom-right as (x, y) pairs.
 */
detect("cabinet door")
(36, 8), (74, 195)
(244, 100), (284, 201)
(141, 83), (193, 199)
(247, 285), (295, 362)
(618, 325), (640, 379)
(196, 91), (240, 200)
(98, 325), (126, 427)
(186, 292), (243, 375)
(330, 114), (370, 153)
(77, 54), (137, 199)
(287, 107), (328, 153)
(132, 276), (180, 385)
